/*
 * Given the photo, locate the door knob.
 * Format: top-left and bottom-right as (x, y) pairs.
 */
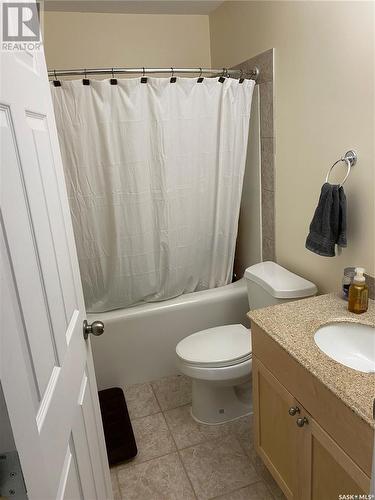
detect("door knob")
(83, 320), (104, 340)
(296, 417), (309, 427)
(288, 406), (300, 416)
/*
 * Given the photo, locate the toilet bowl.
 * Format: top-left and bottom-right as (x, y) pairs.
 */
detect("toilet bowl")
(176, 261), (317, 424)
(176, 324), (252, 424)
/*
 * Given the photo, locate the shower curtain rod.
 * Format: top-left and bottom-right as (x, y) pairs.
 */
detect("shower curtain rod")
(48, 66), (260, 80)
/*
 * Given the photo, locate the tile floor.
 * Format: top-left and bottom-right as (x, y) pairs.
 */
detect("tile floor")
(111, 374), (285, 500)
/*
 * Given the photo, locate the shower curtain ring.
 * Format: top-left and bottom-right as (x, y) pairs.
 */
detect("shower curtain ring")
(110, 67), (118, 85)
(83, 68), (90, 85)
(219, 67), (226, 83)
(197, 67), (203, 83)
(53, 69), (61, 87)
(141, 67), (147, 83)
(239, 68), (244, 84)
(170, 67), (176, 83)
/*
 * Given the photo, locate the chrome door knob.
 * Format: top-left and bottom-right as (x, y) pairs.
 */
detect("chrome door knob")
(296, 417), (308, 427)
(83, 320), (104, 340)
(288, 406), (300, 416)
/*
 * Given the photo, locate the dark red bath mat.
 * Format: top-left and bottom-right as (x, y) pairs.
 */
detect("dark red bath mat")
(98, 387), (137, 466)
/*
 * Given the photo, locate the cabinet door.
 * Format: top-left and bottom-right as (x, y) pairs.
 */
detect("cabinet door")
(253, 356), (302, 499)
(302, 409), (370, 499)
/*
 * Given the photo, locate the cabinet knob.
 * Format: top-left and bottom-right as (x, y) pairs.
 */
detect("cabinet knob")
(296, 417), (309, 427)
(288, 406), (300, 416)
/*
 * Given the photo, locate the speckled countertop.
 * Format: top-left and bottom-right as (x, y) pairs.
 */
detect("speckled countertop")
(248, 293), (375, 428)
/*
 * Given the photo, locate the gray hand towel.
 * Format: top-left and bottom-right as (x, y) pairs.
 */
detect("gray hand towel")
(305, 183), (347, 257)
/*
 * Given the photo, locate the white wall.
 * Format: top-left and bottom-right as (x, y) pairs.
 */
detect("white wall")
(210, 1), (375, 293)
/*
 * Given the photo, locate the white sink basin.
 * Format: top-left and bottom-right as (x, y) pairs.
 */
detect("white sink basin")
(314, 322), (375, 373)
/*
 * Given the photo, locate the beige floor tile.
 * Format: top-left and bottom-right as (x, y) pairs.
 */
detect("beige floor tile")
(230, 413), (254, 458)
(250, 452), (285, 499)
(180, 434), (260, 499)
(151, 374), (192, 411)
(164, 405), (226, 449)
(165, 404), (252, 451)
(117, 452), (195, 500)
(124, 382), (160, 419)
(118, 412), (176, 468)
(213, 481), (274, 500)
(110, 470), (121, 500)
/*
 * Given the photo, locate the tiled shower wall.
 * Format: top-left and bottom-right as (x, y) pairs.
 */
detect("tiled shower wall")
(233, 49), (275, 262)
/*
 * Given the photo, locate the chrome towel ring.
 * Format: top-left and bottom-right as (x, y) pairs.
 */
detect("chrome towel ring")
(325, 150), (357, 187)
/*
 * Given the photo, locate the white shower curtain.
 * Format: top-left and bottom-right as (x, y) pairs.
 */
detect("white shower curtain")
(52, 76), (254, 312)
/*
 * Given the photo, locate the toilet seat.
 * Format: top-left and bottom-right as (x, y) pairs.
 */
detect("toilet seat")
(176, 324), (251, 368)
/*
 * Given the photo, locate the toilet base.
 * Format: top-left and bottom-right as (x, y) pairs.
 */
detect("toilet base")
(191, 379), (253, 424)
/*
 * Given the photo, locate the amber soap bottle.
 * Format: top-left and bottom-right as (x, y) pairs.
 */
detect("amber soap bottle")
(348, 267), (369, 314)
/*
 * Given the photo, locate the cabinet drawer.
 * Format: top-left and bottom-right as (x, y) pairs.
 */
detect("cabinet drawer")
(252, 322), (373, 477)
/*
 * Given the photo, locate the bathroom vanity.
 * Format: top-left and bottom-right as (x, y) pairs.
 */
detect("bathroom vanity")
(248, 294), (375, 499)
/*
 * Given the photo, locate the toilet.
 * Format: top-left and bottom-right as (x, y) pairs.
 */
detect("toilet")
(176, 261), (317, 424)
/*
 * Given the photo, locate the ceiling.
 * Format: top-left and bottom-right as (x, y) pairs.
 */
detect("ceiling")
(44, 0), (225, 14)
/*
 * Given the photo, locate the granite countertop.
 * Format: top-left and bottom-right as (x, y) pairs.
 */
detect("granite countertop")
(248, 293), (375, 428)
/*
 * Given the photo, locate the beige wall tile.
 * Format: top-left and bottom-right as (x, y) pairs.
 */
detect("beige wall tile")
(261, 138), (275, 192)
(231, 56), (276, 270)
(261, 189), (275, 241)
(262, 237), (276, 263)
(260, 82), (274, 139)
(231, 49), (273, 85)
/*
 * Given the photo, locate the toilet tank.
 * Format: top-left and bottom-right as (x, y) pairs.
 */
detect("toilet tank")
(244, 261), (317, 310)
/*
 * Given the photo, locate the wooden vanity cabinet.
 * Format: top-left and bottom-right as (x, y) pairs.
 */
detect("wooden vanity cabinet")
(253, 356), (301, 498)
(252, 325), (373, 499)
(303, 409), (369, 499)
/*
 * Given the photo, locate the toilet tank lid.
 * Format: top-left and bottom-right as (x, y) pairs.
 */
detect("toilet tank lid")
(244, 261), (317, 299)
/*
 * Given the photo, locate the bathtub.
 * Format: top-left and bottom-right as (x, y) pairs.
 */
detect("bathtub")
(89, 278), (250, 388)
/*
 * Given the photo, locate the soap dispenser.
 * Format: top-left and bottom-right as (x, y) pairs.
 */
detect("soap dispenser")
(348, 267), (369, 314)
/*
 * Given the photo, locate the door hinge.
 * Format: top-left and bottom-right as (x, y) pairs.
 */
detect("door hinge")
(0, 451), (27, 499)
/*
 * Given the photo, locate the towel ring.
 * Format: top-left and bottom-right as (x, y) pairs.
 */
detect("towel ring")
(325, 150), (357, 187)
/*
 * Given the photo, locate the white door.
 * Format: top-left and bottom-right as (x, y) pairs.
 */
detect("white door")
(0, 4), (113, 499)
